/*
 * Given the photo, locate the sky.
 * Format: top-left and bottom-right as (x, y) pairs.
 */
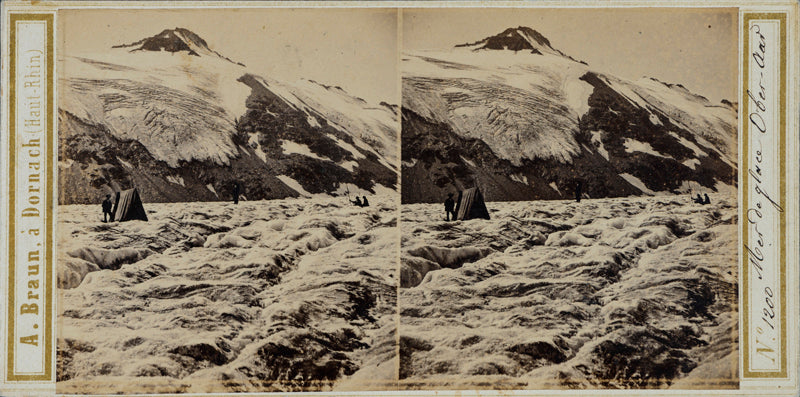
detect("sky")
(60, 8), (399, 105)
(60, 8), (737, 105)
(403, 8), (738, 104)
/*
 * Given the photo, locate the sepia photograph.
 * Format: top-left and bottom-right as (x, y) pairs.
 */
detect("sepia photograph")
(55, 8), (399, 394)
(400, 8), (739, 389)
(2, 2), (798, 396)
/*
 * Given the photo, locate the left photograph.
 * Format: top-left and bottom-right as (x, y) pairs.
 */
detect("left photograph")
(55, 9), (400, 394)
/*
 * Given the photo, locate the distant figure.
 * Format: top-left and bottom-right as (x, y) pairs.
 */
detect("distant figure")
(352, 196), (363, 207)
(361, 196), (369, 207)
(703, 193), (711, 205)
(233, 182), (240, 204)
(101, 194), (113, 223)
(575, 181), (583, 203)
(694, 193), (705, 204)
(444, 193), (456, 221)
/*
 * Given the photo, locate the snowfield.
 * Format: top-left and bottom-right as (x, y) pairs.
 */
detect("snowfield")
(61, 52), (248, 167)
(61, 50), (399, 171)
(400, 195), (737, 389)
(400, 37), (737, 204)
(402, 49), (736, 168)
(403, 50), (589, 165)
(59, 34), (399, 205)
(57, 197), (398, 394)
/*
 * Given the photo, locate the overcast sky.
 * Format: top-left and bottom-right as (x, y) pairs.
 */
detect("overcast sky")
(60, 8), (399, 105)
(403, 8), (737, 104)
(61, 8), (737, 105)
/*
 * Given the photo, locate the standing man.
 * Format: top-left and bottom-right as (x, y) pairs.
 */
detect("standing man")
(444, 193), (456, 221)
(575, 181), (583, 203)
(102, 194), (113, 223)
(233, 182), (240, 205)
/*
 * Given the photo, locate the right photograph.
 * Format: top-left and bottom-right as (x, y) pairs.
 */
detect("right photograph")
(400, 8), (739, 389)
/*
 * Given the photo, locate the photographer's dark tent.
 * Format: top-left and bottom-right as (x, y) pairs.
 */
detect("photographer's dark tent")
(113, 188), (148, 222)
(455, 187), (490, 220)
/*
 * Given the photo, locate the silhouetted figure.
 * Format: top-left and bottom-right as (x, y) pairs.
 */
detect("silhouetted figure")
(102, 194), (113, 223)
(694, 194), (704, 204)
(575, 181), (583, 203)
(444, 193), (456, 221)
(233, 182), (240, 204)
(361, 196), (369, 207)
(352, 196), (363, 207)
(703, 193), (711, 205)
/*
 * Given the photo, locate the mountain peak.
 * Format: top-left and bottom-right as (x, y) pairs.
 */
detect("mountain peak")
(455, 26), (551, 52)
(113, 27), (245, 66)
(455, 26), (585, 64)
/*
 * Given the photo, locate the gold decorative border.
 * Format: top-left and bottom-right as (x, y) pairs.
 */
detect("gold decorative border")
(6, 12), (55, 382)
(741, 11), (787, 379)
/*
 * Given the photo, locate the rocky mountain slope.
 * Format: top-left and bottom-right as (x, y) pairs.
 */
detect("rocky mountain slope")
(59, 28), (398, 204)
(402, 27), (737, 203)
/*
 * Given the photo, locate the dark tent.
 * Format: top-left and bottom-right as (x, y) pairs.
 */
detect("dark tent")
(454, 187), (490, 221)
(112, 188), (148, 222)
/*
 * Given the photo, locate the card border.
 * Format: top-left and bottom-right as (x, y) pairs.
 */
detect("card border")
(6, 12), (55, 382)
(741, 11), (787, 380)
(0, 1), (797, 394)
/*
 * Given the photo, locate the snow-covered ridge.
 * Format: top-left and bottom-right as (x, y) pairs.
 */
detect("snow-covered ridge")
(403, 49), (591, 165)
(61, 51), (248, 167)
(402, 27), (737, 201)
(60, 28), (399, 202)
(403, 27), (735, 167)
(600, 75), (736, 159)
(244, 74), (399, 167)
(64, 27), (398, 170)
